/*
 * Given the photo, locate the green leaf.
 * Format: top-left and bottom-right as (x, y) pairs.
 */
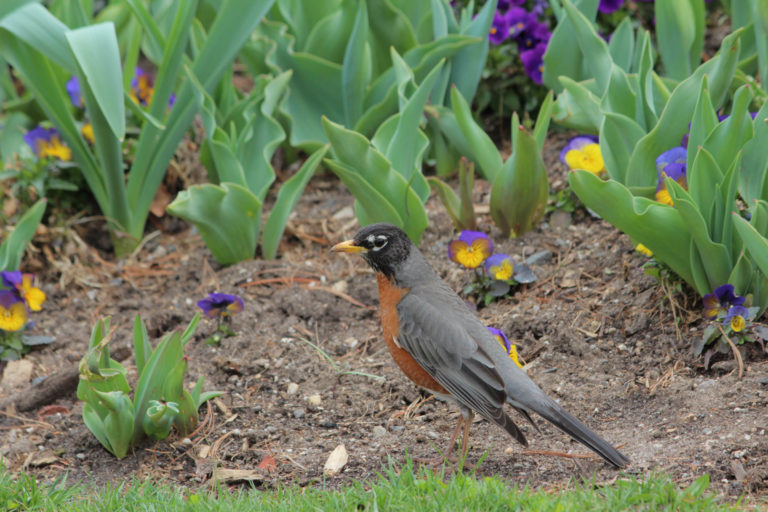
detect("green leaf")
(742, 102), (768, 204)
(132, 314), (152, 377)
(569, 171), (694, 285)
(542, 0), (599, 91)
(733, 213), (768, 278)
(262, 145), (329, 259)
(608, 16), (634, 72)
(562, 0), (612, 94)
(552, 77), (603, 133)
(0, 3), (74, 72)
(533, 90), (554, 153)
(341, 0), (370, 126)
(0, 198), (46, 271)
(655, 0), (704, 80)
(447, 0), (493, 105)
(450, 86), (502, 181)
(686, 75), (717, 174)
(66, 24), (125, 140)
(686, 148), (722, 231)
(167, 183), (261, 265)
(490, 121), (548, 238)
(600, 113), (645, 183)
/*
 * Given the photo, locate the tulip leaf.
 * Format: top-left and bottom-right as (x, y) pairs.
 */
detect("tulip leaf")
(490, 122), (548, 238)
(741, 102), (768, 204)
(262, 145), (329, 259)
(0, 198), (46, 271)
(600, 113), (645, 183)
(733, 213), (768, 278)
(569, 170), (694, 285)
(450, 86), (502, 180)
(167, 183), (262, 265)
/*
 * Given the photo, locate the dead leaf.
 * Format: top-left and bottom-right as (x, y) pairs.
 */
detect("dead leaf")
(37, 405), (71, 420)
(212, 468), (264, 484)
(149, 183), (172, 217)
(323, 444), (348, 477)
(257, 454), (277, 472)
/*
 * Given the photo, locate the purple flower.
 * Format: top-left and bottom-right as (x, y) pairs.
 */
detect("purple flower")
(489, 11), (512, 45)
(655, 147), (687, 205)
(197, 292), (245, 319)
(498, 0), (526, 9)
(1, 270), (22, 290)
(66, 76), (83, 108)
(559, 135), (604, 174)
(23, 126), (72, 161)
(702, 284), (745, 320)
(520, 41), (547, 84)
(488, 326), (523, 367)
(448, 231), (493, 269)
(598, 0), (625, 14)
(0, 289), (27, 332)
(485, 253), (515, 281)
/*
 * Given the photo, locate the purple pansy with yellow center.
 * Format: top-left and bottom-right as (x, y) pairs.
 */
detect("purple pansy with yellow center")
(560, 135), (605, 175)
(0, 290), (27, 332)
(485, 253), (515, 281)
(23, 126), (72, 161)
(448, 231), (493, 269)
(489, 11), (512, 45)
(488, 326), (522, 368)
(723, 305), (749, 332)
(130, 67), (155, 106)
(197, 292), (244, 319)
(702, 284), (745, 320)
(655, 147), (687, 206)
(1, 271), (46, 312)
(520, 42), (547, 84)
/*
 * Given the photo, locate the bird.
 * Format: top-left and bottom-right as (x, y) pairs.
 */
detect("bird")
(332, 223), (629, 468)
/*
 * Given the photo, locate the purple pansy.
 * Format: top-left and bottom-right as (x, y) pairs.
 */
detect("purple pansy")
(702, 284), (745, 320)
(448, 231), (493, 269)
(598, 0), (625, 14)
(485, 253), (515, 281)
(197, 293), (245, 319)
(520, 42), (547, 84)
(66, 76), (83, 108)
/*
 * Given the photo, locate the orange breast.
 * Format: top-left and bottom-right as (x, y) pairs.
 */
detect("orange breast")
(376, 273), (448, 394)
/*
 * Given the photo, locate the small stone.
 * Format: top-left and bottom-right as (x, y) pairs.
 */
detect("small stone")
(286, 382), (299, 395)
(293, 408), (306, 419)
(307, 394), (322, 406)
(76, 453), (86, 460)
(265, 426), (278, 434)
(372, 426), (387, 439)
(323, 444), (349, 477)
(525, 250), (553, 266)
(1, 360), (34, 391)
(560, 270), (579, 288)
(331, 281), (347, 294)
(389, 425), (404, 432)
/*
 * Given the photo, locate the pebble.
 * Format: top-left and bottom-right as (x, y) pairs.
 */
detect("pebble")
(389, 425), (405, 432)
(293, 408), (306, 419)
(372, 426), (387, 439)
(76, 453), (86, 460)
(287, 382), (299, 395)
(307, 394), (322, 406)
(265, 426), (278, 434)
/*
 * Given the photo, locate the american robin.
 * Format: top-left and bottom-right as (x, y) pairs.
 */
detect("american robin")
(332, 223), (629, 468)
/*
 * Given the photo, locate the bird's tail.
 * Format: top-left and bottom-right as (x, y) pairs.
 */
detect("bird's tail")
(531, 398), (629, 468)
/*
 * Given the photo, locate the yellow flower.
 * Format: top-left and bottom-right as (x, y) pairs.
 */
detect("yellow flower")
(561, 136), (605, 175)
(635, 244), (653, 257)
(0, 293), (27, 332)
(448, 231), (493, 269)
(82, 123), (95, 144)
(20, 274), (46, 311)
(488, 327), (523, 369)
(655, 187), (673, 206)
(508, 344), (523, 368)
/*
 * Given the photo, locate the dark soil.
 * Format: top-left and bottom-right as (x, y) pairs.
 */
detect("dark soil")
(2, 135), (767, 501)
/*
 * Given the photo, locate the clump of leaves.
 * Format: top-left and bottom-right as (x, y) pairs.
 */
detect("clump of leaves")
(77, 314), (220, 458)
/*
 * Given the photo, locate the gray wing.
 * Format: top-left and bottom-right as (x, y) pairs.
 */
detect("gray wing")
(396, 286), (529, 445)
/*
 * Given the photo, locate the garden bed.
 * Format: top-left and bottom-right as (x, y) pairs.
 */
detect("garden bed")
(1, 135), (766, 500)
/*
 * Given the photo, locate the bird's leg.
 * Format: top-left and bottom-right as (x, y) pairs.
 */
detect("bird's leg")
(458, 411), (474, 462)
(414, 416), (465, 465)
(445, 416), (465, 455)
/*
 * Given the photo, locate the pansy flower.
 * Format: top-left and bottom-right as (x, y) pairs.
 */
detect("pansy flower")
(560, 135), (605, 175)
(723, 305), (749, 332)
(655, 147), (687, 206)
(485, 253), (515, 281)
(448, 231), (493, 269)
(130, 67), (155, 107)
(520, 42), (547, 84)
(702, 284), (745, 320)
(66, 76), (83, 108)
(0, 290), (27, 332)
(489, 11), (512, 45)
(635, 244), (653, 257)
(489, 327), (522, 368)
(1, 270), (46, 311)
(197, 292), (245, 319)
(23, 126), (72, 161)
(598, 0), (625, 14)
(82, 123), (95, 144)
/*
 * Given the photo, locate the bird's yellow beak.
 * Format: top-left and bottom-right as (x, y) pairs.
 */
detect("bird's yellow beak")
(331, 239), (368, 254)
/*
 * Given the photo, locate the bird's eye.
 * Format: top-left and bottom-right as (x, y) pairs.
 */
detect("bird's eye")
(372, 236), (388, 250)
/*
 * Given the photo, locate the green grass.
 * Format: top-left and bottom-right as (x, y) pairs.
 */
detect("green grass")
(0, 459), (747, 511)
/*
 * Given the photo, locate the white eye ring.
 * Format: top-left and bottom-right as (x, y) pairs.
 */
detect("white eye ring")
(372, 235), (388, 251)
